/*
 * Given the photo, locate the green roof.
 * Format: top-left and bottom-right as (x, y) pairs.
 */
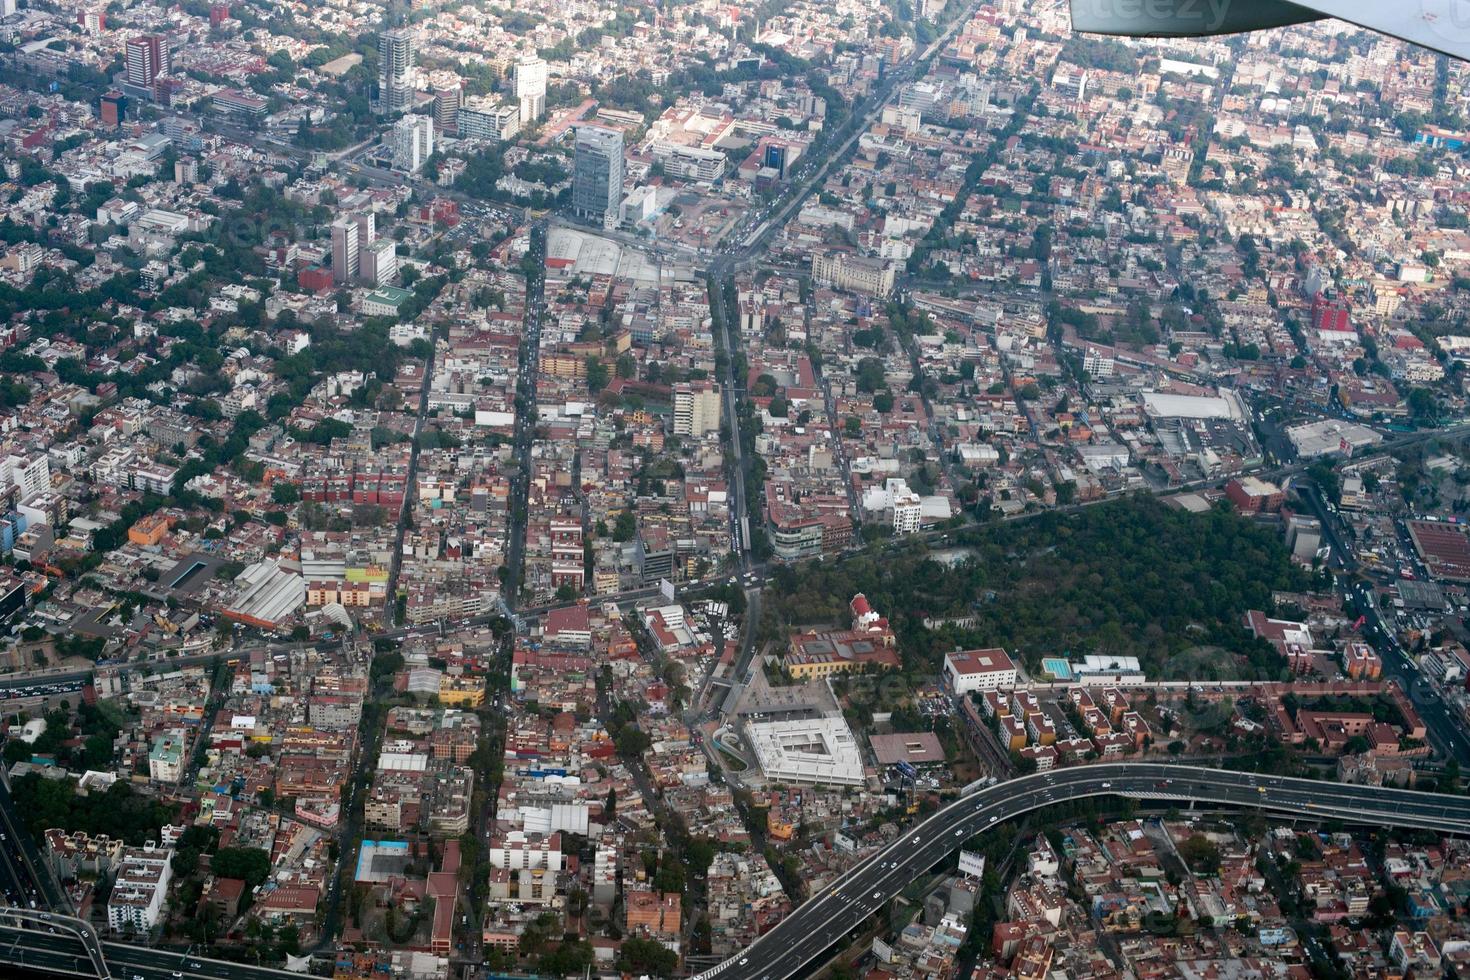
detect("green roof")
(365, 286), (413, 306)
(149, 736), (183, 764)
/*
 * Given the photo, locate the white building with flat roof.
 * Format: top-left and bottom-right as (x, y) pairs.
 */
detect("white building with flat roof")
(107, 843), (172, 934)
(943, 648), (1017, 694)
(1141, 389), (1247, 422)
(746, 716), (864, 787)
(391, 114), (434, 174)
(1286, 419), (1383, 459)
(1071, 655), (1145, 684)
(487, 830), (563, 871)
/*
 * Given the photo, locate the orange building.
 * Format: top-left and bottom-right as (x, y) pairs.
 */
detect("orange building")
(127, 513), (172, 547)
(1343, 642), (1383, 680)
(624, 890), (681, 939)
(766, 810), (794, 841)
(1000, 715), (1028, 751)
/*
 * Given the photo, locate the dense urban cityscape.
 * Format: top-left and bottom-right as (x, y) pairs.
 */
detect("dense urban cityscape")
(0, 0), (1463, 979)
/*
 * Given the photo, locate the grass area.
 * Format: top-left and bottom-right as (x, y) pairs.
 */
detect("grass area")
(716, 743), (748, 771)
(92, 697), (132, 730)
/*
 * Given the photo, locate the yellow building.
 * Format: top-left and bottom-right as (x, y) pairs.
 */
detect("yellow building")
(782, 629), (900, 680)
(439, 675), (486, 707)
(766, 810), (794, 841)
(541, 353), (587, 379)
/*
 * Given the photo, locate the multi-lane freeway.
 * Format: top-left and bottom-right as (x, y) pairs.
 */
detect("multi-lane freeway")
(695, 763), (1470, 980)
(0, 920), (304, 980)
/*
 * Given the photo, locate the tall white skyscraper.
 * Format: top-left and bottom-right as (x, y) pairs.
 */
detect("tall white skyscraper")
(391, 114), (434, 173)
(572, 126), (625, 230)
(377, 28), (415, 114)
(330, 217), (359, 284)
(125, 35), (168, 88)
(514, 55), (547, 124)
(360, 237), (398, 287)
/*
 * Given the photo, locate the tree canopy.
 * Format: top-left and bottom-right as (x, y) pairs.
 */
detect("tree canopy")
(761, 495), (1306, 679)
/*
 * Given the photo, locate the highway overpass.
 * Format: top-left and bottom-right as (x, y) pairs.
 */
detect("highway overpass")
(696, 763), (1470, 980)
(0, 918), (305, 980)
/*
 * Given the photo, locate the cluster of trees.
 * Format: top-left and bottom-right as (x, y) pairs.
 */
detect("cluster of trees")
(210, 846), (273, 887)
(761, 495), (1305, 679)
(519, 911), (594, 975)
(512, 156), (569, 186)
(610, 509), (638, 542)
(1058, 37), (1140, 74)
(606, 699), (652, 757)
(11, 775), (176, 846)
(2, 705), (110, 769)
(616, 937), (679, 976)
(271, 319), (412, 410)
(168, 824), (221, 880)
(451, 145), (570, 209)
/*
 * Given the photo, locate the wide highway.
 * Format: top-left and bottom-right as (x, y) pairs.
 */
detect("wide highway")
(698, 763), (1470, 980)
(0, 922), (303, 980)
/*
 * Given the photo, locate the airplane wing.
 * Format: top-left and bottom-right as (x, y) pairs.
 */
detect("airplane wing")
(1072, 0), (1470, 61)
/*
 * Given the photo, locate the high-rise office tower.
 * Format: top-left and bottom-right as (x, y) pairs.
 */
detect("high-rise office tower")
(513, 55), (547, 124)
(672, 381), (722, 437)
(125, 35), (168, 88)
(391, 114), (433, 173)
(330, 217), (359, 284)
(433, 85), (461, 134)
(572, 126), (625, 230)
(99, 90), (125, 127)
(377, 28), (415, 115)
(354, 212), (375, 249)
(360, 238), (398, 287)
